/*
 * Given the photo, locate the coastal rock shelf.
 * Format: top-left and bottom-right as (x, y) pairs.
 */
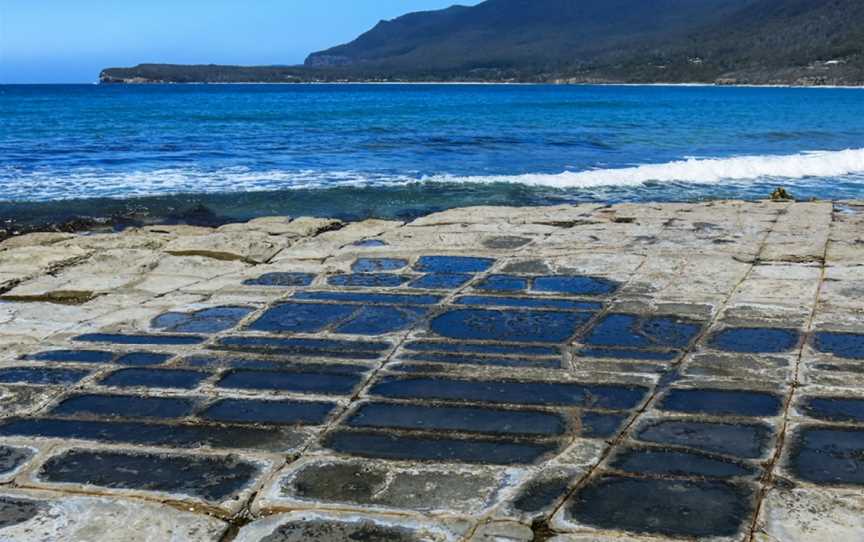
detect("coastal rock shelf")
(0, 200), (862, 541)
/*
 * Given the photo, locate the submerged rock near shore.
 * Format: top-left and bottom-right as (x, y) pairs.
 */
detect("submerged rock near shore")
(0, 201), (863, 541)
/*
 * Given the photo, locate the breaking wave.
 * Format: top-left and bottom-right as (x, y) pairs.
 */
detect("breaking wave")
(437, 148), (864, 188)
(3, 148), (864, 202)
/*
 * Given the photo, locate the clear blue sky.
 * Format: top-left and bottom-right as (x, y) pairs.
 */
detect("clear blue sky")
(0, 0), (479, 83)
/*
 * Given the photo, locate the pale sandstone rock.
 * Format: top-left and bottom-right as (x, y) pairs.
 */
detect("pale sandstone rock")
(234, 512), (468, 542)
(70, 249), (162, 275)
(0, 490), (227, 542)
(2, 273), (139, 300)
(751, 264), (822, 281)
(165, 231), (288, 263)
(0, 273), (22, 289)
(150, 254), (249, 279)
(277, 216), (344, 238)
(278, 219), (405, 260)
(141, 224), (214, 236)
(826, 241), (864, 265)
(0, 232), (73, 250)
(0, 246), (88, 275)
(57, 232), (169, 251)
(754, 487), (864, 542)
(0, 202), (859, 542)
(219, 216), (342, 237)
(548, 535), (665, 542)
(469, 521), (534, 541)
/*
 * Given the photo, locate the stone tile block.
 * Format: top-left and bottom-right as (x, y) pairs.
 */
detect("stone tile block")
(0, 490), (227, 541)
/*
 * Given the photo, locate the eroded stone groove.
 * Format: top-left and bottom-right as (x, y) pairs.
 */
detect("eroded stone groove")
(0, 202), (860, 541)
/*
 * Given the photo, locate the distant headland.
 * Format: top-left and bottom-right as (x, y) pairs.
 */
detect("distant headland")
(101, 0), (864, 86)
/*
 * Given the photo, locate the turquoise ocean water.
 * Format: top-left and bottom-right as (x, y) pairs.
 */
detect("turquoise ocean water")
(2, 84), (864, 226)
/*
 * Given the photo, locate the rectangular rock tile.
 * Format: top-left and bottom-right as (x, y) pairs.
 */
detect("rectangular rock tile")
(212, 336), (390, 360)
(579, 411), (630, 438)
(455, 295), (602, 311)
(787, 425), (864, 486)
(708, 327), (801, 353)
(217, 369), (364, 396)
(635, 419), (774, 459)
(351, 257), (408, 273)
(683, 352), (792, 382)
(163, 231), (285, 264)
(266, 458), (501, 515)
(403, 340), (559, 357)
(151, 306), (253, 334)
(583, 314), (702, 350)
(99, 368), (209, 390)
(0, 418), (306, 452)
(114, 352), (173, 366)
(608, 446), (758, 479)
(532, 275), (619, 296)
(558, 475), (755, 539)
(327, 273), (410, 288)
(797, 396), (864, 423)
(75, 333), (205, 346)
(400, 352), (562, 369)
(812, 331), (864, 359)
(25, 349), (174, 367)
(248, 302), (356, 334)
(408, 273), (473, 289)
(323, 430), (559, 465)
(244, 272), (316, 287)
(509, 472), (577, 517)
(370, 376), (649, 409)
(344, 402), (567, 436)
(475, 274), (529, 292)
(658, 388), (784, 418)
(0, 367), (89, 386)
(0, 490), (228, 541)
(0, 385), (58, 416)
(183, 355), (369, 374)
(574, 360), (669, 377)
(577, 348), (679, 362)
(333, 306), (428, 336)
(414, 256), (495, 273)
(234, 511), (467, 542)
(389, 363), (471, 374)
(755, 487), (864, 542)
(51, 394), (196, 419)
(37, 448), (260, 502)
(26, 350), (115, 364)
(199, 398), (338, 426)
(0, 445), (34, 480)
(430, 308), (593, 343)
(293, 291), (443, 305)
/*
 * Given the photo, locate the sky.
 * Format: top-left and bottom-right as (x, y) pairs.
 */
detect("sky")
(0, 0), (480, 83)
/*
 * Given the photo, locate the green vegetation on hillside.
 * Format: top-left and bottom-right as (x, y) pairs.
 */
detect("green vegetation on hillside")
(101, 0), (864, 85)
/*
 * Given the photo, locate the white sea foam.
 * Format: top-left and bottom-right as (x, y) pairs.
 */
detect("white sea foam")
(3, 148), (864, 201)
(427, 148), (864, 188)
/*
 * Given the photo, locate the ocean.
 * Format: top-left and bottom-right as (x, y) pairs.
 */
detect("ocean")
(2, 83), (864, 228)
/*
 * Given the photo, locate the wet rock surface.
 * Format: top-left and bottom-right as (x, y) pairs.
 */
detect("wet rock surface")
(563, 476), (754, 538)
(0, 202), (861, 541)
(38, 449), (260, 502)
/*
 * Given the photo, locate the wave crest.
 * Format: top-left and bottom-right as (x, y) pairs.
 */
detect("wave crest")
(430, 148), (864, 188)
(3, 148), (864, 201)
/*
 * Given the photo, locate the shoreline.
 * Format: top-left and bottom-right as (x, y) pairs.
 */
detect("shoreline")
(0, 195), (851, 243)
(6, 81), (864, 90)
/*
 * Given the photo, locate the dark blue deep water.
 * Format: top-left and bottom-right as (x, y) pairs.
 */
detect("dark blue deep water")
(2, 84), (864, 226)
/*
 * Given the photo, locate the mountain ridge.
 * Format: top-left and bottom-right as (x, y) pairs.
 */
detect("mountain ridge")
(101, 0), (864, 85)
